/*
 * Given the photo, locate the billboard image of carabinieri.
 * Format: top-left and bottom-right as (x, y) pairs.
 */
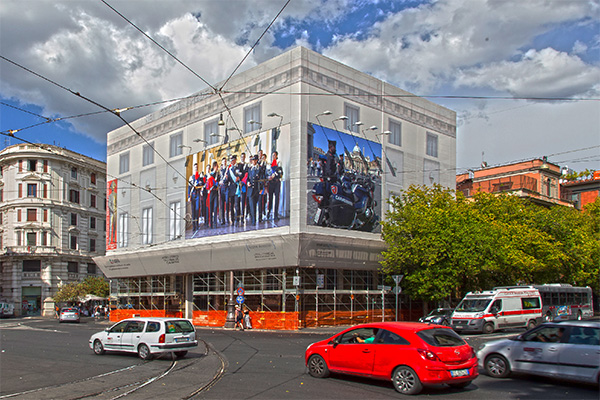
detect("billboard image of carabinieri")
(307, 122), (382, 233)
(185, 126), (290, 239)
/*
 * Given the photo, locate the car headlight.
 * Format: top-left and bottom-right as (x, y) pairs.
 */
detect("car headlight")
(432, 317), (442, 324)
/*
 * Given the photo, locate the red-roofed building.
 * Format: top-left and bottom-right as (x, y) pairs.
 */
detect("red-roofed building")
(456, 158), (573, 208)
(560, 171), (600, 210)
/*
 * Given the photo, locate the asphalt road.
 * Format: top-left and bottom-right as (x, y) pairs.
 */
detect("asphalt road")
(1, 317), (598, 400)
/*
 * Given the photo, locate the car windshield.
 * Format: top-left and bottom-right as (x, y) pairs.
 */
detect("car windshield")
(62, 308), (77, 313)
(428, 308), (451, 316)
(165, 320), (195, 333)
(455, 298), (491, 312)
(417, 328), (466, 347)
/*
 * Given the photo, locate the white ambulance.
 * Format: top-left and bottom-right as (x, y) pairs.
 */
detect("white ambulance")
(451, 286), (542, 334)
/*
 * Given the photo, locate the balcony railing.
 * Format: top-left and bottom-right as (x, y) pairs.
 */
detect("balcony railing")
(3, 246), (58, 255)
(473, 175), (538, 194)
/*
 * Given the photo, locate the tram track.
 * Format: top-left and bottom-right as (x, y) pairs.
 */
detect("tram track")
(0, 339), (228, 400)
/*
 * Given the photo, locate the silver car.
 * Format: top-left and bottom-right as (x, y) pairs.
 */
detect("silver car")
(59, 307), (80, 323)
(477, 321), (600, 385)
(89, 317), (198, 360)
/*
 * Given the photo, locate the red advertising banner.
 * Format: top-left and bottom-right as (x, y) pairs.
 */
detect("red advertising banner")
(106, 179), (118, 250)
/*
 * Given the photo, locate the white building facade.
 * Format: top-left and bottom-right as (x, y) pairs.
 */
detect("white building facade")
(0, 144), (107, 316)
(95, 47), (456, 329)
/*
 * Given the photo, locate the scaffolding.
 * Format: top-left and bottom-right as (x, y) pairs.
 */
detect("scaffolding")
(109, 267), (419, 328)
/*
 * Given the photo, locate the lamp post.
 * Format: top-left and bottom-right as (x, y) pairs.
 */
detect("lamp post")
(224, 270), (235, 328)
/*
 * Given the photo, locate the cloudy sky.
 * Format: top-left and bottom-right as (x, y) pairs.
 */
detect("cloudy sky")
(1, 0), (598, 174)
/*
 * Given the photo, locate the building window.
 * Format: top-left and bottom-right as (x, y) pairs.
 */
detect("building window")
(87, 263), (97, 274)
(119, 152), (130, 174)
(118, 212), (129, 248)
(90, 216), (96, 230)
(71, 167), (78, 179)
(344, 104), (360, 132)
(70, 213), (77, 226)
(16, 231), (22, 246)
(27, 209), (37, 222)
(43, 209), (48, 222)
(89, 238), (96, 252)
(41, 232), (47, 246)
(0, 188), (3, 201)
(70, 235), (78, 250)
(43, 160), (48, 173)
(169, 201), (181, 241)
(142, 207), (153, 244)
(27, 183), (37, 197)
(18, 160), (23, 172)
(28, 160), (37, 172)
(67, 262), (78, 273)
(18, 184), (22, 198)
(90, 194), (96, 208)
(69, 189), (80, 204)
(143, 143), (155, 166)
(244, 103), (261, 134)
(42, 184), (48, 198)
(389, 119), (402, 146)
(169, 132), (183, 157)
(23, 260), (41, 272)
(27, 232), (36, 246)
(426, 132), (438, 158)
(17, 209), (21, 222)
(205, 120), (219, 145)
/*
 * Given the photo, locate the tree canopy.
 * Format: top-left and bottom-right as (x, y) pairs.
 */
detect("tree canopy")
(380, 185), (599, 303)
(53, 276), (109, 303)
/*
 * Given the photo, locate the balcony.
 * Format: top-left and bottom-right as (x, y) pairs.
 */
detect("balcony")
(4, 246), (58, 256)
(473, 175), (538, 194)
(22, 271), (41, 279)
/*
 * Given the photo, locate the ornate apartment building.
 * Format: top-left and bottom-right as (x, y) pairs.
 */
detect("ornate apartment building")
(0, 144), (107, 316)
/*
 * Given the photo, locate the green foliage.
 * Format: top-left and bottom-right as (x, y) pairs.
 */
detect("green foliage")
(381, 185), (600, 303)
(53, 276), (109, 303)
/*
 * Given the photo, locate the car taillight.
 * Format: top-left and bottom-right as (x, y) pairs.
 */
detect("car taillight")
(417, 349), (440, 361)
(159, 334), (165, 343)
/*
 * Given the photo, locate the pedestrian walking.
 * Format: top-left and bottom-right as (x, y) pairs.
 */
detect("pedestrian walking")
(243, 306), (252, 329)
(234, 305), (244, 330)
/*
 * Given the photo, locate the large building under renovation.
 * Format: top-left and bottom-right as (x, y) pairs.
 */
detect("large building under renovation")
(94, 47), (456, 329)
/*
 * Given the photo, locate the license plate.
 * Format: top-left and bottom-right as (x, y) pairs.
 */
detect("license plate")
(314, 209), (322, 224)
(450, 369), (469, 377)
(175, 337), (189, 343)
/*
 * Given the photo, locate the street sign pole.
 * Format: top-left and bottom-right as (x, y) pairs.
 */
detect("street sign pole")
(392, 275), (404, 321)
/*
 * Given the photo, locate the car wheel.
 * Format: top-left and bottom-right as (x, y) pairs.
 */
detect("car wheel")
(307, 354), (330, 378)
(174, 351), (188, 358)
(138, 344), (153, 360)
(448, 381), (472, 389)
(392, 366), (423, 395)
(482, 322), (494, 334)
(485, 354), (511, 378)
(93, 340), (105, 355)
(527, 319), (536, 330)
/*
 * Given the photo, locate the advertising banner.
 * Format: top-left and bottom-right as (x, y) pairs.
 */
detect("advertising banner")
(307, 122), (382, 232)
(184, 126), (290, 239)
(106, 179), (118, 250)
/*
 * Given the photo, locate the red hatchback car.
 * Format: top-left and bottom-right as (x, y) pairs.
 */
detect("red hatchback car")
(305, 322), (478, 395)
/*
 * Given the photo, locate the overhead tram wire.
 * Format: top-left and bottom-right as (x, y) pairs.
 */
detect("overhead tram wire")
(219, 0), (292, 92)
(0, 55), (189, 185)
(100, 0), (216, 93)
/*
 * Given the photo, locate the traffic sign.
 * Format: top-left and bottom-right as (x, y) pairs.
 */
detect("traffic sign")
(392, 275), (404, 284)
(393, 287), (402, 294)
(236, 287), (245, 296)
(377, 285), (391, 291)
(236, 295), (245, 304)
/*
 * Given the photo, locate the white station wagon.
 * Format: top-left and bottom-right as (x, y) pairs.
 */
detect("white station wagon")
(89, 317), (198, 360)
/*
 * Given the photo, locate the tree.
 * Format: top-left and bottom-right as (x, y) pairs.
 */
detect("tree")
(53, 276), (109, 304)
(381, 185), (599, 303)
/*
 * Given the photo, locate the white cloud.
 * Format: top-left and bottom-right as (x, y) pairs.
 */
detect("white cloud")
(455, 48), (600, 98)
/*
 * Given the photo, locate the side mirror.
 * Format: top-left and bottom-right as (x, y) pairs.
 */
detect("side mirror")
(105, 327), (111, 332)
